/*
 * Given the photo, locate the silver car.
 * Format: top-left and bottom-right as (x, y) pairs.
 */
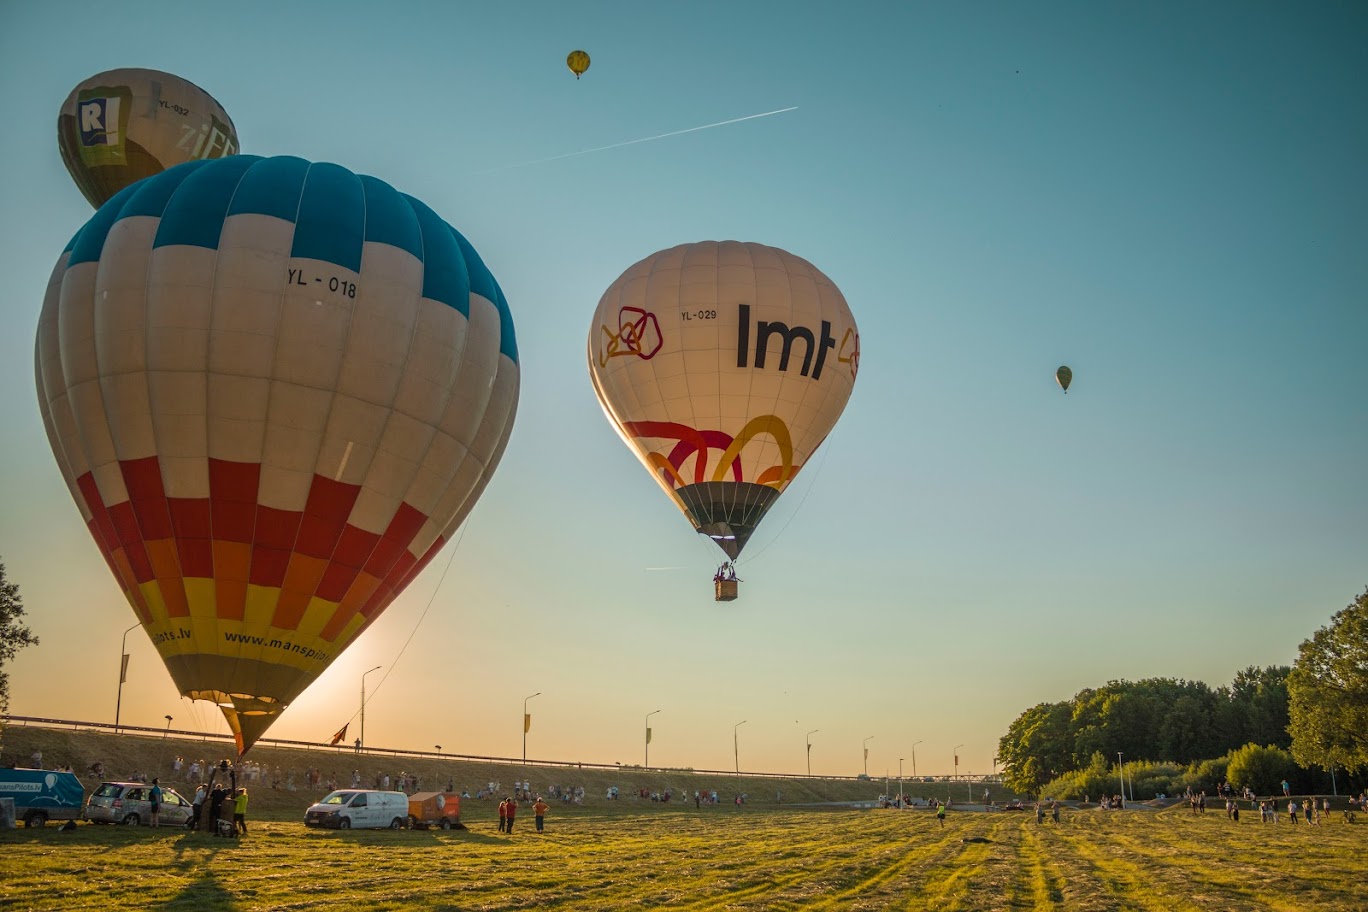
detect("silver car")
(83, 782), (194, 826)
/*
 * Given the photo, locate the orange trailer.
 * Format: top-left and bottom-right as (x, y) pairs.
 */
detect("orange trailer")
(407, 791), (462, 830)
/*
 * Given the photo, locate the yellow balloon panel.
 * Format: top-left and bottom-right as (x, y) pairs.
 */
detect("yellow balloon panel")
(57, 68), (240, 208)
(588, 241), (859, 558)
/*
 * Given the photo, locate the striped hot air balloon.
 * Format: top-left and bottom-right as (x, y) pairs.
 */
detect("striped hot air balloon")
(35, 155), (519, 753)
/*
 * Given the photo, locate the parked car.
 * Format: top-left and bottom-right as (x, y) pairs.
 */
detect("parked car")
(305, 790), (409, 830)
(83, 782), (194, 826)
(0, 768), (86, 827)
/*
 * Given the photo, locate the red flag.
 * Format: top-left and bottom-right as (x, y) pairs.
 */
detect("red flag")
(330, 723), (349, 746)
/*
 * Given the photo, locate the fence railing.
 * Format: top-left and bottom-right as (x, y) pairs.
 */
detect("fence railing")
(0, 714), (1004, 784)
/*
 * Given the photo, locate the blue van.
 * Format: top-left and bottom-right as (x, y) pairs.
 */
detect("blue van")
(0, 768), (86, 827)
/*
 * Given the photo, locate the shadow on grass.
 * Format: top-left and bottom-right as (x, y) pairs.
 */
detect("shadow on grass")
(300, 825), (508, 845)
(151, 868), (239, 911)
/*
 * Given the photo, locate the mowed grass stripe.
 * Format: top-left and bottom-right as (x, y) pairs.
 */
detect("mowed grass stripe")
(1047, 819), (1225, 912)
(3, 808), (1367, 910)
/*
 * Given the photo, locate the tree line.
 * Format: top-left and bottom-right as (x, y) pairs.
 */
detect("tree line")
(997, 587), (1368, 798)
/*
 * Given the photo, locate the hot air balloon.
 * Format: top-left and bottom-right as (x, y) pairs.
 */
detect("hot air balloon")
(567, 50), (591, 79)
(588, 241), (859, 599)
(35, 155), (519, 753)
(1056, 366), (1072, 394)
(57, 68), (241, 209)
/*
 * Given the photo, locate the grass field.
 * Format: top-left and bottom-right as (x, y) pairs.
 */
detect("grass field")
(3, 803), (1366, 911)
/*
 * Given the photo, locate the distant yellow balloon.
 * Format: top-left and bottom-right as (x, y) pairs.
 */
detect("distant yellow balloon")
(1056, 365), (1073, 394)
(567, 50), (591, 79)
(57, 68), (241, 209)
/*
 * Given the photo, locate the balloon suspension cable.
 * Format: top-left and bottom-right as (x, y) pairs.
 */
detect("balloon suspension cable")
(349, 516), (473, 725)
(737, 438), (835, 566)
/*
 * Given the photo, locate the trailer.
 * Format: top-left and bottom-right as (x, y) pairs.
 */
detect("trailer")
(407, 791), (463, 830)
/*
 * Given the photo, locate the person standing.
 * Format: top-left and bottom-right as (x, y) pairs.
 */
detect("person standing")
(1051, 801), (1060, 824)
(209, 784), (229, 835)
(498, 797), (508, 832)
(937, 801), (947, 828)
(191, 783), (207, 830)
(233, 788), (249, 836)
(505, 797), (518, 834)
(534, 796), (549, 833)
(149, 778), (163, 828)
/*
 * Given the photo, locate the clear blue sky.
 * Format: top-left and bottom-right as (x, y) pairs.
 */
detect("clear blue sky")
(2, 1), (1365, 778)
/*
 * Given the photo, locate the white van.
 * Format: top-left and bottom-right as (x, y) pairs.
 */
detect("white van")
(304, 790), (409, 830)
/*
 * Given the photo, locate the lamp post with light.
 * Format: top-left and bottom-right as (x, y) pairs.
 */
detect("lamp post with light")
(645, 709), (661, 769)
(113, 622), (140, 733)
(523, 692), (541, 763)
(360, 665), (382, 749)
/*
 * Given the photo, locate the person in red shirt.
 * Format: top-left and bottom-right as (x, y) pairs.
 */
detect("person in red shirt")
(504, 797), (518, 834)
(498, 797), (508, 832)
(533, 797), (550, 833)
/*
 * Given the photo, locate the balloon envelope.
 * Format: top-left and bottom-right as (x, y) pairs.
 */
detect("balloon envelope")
(1056, 365), (1072, 393)
(58, 68), (241, 209)
(567, 50), (591, 79)
(588, 241), (859, 560)
(35, 156), (519, 753)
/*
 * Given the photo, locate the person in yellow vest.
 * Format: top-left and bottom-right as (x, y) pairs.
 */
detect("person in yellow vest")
(533, 796), (550, 833)
(936, 801), (947, 827)
(233, 788), (249, 836)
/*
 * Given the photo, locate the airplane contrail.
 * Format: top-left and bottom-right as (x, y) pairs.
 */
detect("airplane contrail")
(472, 106), (799, 175)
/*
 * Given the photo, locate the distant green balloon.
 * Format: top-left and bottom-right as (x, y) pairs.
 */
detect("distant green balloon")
(1056, 366), (1073, 394)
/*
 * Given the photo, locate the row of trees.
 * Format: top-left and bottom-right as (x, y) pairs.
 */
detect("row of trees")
(998, 588), (1368, 797)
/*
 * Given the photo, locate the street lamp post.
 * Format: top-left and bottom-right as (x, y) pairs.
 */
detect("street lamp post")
(734, 720), (748, 776)
(114, 621), (140, 733)
(157, 714), (173, 774)
(954, 744), (964, 781)
(645, 709), (661, 769)
(863, 736), (874, 776)
(435, 745), (441, 758)
(523, 692), (541, 763)
(911, 740), (923, 779)
(806, 729), (819, 776)
(1117, 752), (1125, 807)
(360, 665), (382, 749)
(898, 758), (905, 805)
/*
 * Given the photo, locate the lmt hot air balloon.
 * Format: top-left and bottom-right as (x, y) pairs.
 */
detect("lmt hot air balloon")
(588, 241), (859, 601)
(36, 156), (519, 753)
(58, 68), (241, 209)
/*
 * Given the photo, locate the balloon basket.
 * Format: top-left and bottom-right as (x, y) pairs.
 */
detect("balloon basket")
(715, 579), (739, 602)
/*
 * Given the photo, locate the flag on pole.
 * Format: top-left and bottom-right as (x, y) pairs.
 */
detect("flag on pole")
(119, 653), (130, 684)
(524, 713), (532, 734)
(646, 727), (653, 745)
(330, 723), (349, 746)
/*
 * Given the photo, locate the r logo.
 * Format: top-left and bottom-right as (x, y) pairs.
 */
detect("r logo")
(74, 86), (131, 166)
(79, 97), (118, 146)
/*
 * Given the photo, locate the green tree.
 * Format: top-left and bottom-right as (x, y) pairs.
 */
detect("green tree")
(1224, 666), (1292, 749)
(1287, 588), (1368, 774)
(1226, 743), (1298, 796)
(0, 560), (39, 716)
(997, 702), (1073, 795)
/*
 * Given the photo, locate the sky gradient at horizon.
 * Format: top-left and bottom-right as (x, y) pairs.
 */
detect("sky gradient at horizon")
(1, 1), (1364, 778)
